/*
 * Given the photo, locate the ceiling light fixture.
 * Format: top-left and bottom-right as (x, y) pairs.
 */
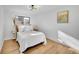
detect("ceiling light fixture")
(27, 5), (40, 11)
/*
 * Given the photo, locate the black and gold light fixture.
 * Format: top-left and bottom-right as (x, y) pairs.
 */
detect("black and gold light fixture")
(27, 5), (40, 11)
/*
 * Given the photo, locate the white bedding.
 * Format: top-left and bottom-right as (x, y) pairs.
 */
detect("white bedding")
(17, 31), (47, 53)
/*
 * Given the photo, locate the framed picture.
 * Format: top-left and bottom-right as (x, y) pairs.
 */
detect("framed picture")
(57, 10), (69, 23)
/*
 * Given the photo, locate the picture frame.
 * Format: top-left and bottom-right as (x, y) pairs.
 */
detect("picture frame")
(57, 10), (69, 23)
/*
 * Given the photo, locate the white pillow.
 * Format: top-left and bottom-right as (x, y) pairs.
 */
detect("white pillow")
(18, 25), (33, 32)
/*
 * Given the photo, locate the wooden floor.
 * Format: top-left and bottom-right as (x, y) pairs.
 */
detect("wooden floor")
(1, 39), (79, 54)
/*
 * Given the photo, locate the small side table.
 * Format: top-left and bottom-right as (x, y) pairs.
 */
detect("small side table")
(33, 28), (38, 31)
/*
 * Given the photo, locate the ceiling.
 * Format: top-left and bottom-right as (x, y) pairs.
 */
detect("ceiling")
(2, 5), (57, 16)
(2, 5), (78, 16)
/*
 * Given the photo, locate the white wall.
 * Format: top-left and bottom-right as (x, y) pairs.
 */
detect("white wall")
(31, 6), (79, 42)
(3, 8), (31, 40)
(57, 6), (79, 40)
(0, 6), (4, 48)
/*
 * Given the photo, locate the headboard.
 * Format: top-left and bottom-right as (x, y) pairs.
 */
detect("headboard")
(13, 16), (30, 32)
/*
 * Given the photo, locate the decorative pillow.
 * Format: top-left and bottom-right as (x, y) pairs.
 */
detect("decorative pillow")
(18, 25), (33, 32)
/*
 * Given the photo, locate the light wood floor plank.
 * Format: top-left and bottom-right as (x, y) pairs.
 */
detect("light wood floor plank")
(1, 39), (79, 54)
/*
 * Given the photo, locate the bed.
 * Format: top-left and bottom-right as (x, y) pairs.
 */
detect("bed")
(17, 31), (47, 53)
(14, 18), (47, 53)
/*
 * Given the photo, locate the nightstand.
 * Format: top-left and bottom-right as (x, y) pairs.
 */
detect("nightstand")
(33, 28), (38, 31)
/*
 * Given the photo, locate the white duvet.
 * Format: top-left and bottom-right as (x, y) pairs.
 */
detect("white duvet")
(17, 31), (47, 53)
